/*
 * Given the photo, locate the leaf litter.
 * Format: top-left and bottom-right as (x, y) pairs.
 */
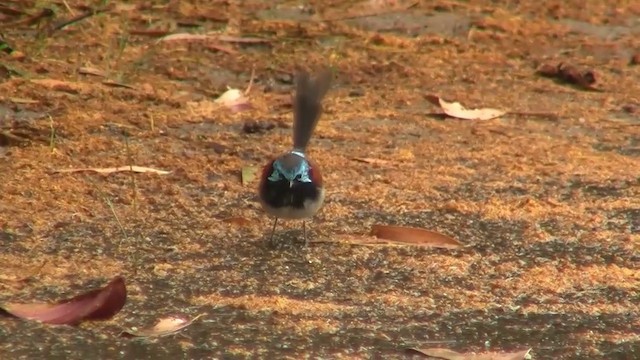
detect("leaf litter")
(121, 313), (205, 339)
(406, 347), (533, 360)
(0, 276), (127, 326)
(536, 62), (600, 91)
(426, 95), (506, 121)
(316, 225), (462, 249)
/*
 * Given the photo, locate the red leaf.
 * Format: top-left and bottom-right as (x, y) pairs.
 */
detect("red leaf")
(371, 225), (462, 249)
(1, 276), (127, 325)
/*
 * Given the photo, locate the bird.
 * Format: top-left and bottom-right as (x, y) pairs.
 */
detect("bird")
(258, 68), (332, 246)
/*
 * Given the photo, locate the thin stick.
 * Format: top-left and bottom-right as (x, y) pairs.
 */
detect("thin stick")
(61, 0), (76, 16)
(245, 65), (256, 95)
(48, 6), (110, 35)
(105, 196), (127, 239)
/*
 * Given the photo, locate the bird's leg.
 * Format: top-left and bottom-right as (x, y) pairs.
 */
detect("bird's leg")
(269, 217), (279, 245)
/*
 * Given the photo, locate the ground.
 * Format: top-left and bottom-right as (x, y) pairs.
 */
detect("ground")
(0, 1), (639, 359)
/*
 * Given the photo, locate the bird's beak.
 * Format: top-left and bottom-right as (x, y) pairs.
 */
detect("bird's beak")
(289, 181), (294, 188)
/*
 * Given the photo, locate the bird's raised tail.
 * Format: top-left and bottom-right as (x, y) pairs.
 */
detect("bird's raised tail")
(292, 68), (332, 151)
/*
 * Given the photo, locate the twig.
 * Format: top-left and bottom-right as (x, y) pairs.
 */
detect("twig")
(0, 8), (53, 28)
(245, 65), (256, 95)
(61, 0), (76, 16)
(105, 196), (128, 240)
(129, 29), (171, 37)
(48, 6), (110, 35)
(0, 5), (25, 16)
(507, 111), (559, 120)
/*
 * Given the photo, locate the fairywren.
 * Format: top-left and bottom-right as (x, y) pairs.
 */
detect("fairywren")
(258, 68), (332, 245)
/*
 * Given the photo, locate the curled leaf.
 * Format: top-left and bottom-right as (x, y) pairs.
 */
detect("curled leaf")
(215, 88), (253, 112)
(426, 95), (506, 120)
(78, 66), (106, 77)
(121, 313), (204, 338)
(536, 62), (599, 91)
(406, 347), (532, 360)
(1, 276), (127, 325)
(371, 225), (462, 249)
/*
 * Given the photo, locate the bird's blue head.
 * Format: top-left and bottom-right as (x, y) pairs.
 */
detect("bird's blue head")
(267, 150), (313, 187)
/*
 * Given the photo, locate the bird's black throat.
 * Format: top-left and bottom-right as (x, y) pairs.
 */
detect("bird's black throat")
(260, 178), (321, 209)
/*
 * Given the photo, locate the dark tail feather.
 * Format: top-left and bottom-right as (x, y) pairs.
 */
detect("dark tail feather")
(292, 68), (332, 151)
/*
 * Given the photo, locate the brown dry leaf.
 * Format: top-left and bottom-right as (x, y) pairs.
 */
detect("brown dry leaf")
(158, 33), (268, 44)
(0, 276), (127, 326)
(54, 166), (171, 175)
(216, 88), (253, 112)
(158, 33), (211, 42)
(121, 313), (204, 338)
(352, 157), (390, 166)
(215, 35), (270, 44)
(78, 66), (106, 77)
(101, 80), (136, 90)
(406, 348), (532, 360)
(8, 97), (39, 104)
(371, 225), (462, 248)
(426, 95), (506, 120)
(536, 62), (599, 91)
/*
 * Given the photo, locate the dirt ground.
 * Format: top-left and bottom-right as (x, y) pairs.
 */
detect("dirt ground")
(1, 0), (639, 359)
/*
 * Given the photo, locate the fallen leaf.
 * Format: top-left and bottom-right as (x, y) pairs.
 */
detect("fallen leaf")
(53, 166), (170, 175)
(215, 35), (270, 44)
(536, 62), (599, 91)
(121, 313), (204, 338)
(204, 43), (238, 54)
(352, 157), (390, 166)
(426, 95), (506, 121)
(241, 166), (258, 185)
(101, 80), (136, 90)
(8, 97), (39, 104)
(406, 348), (532, 360)
(371, 225), (462, 248)
(78, 66), (106, 77)
(157, 33), (211, 42)
(216, 88), (253, 112)
(1, 276), (127, 325)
